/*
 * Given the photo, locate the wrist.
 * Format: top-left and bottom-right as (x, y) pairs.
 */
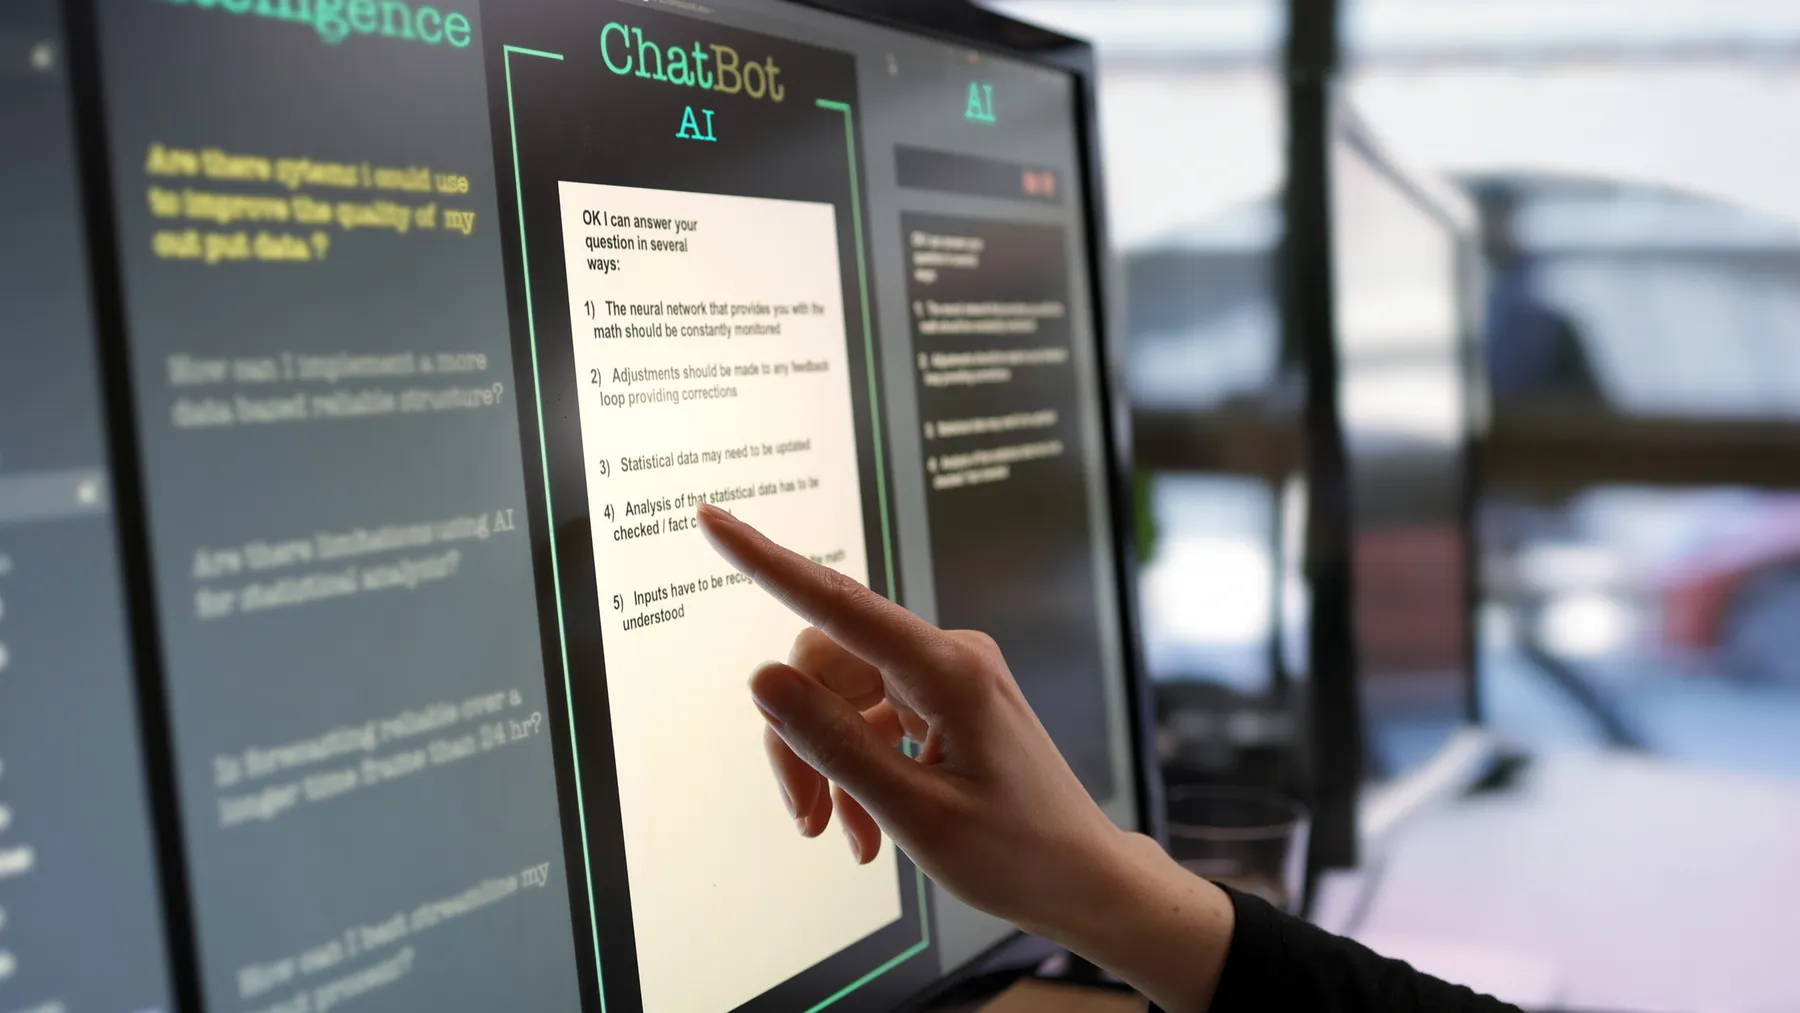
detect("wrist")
(1041, 830), (1235, 1013)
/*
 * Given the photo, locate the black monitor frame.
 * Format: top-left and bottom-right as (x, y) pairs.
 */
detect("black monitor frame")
(59, 2), (212, 1010)
(1284, 0), (1360, 876)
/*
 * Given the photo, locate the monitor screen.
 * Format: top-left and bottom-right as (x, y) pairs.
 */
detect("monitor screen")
(1327, 111), (1481, 783)
(1, 1), (1147, 1011)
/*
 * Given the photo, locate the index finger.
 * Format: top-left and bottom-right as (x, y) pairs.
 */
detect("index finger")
(697, 504), (954, 690)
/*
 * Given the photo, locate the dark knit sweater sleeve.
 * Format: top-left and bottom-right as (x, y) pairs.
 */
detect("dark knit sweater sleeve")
(1204, 885), (1525, 1013)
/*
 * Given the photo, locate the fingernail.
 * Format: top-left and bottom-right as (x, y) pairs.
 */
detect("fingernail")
(778, 783), (796, 820)
(696, 502), (738, 528)
(749, 663), (807, 724)
(842, 822), (862, 863)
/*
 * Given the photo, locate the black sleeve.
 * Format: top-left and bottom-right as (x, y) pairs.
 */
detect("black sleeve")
(1204, 885), (1524, 1013)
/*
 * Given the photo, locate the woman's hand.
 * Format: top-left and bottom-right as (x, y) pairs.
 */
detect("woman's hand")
(697, 504), (1234, 1013)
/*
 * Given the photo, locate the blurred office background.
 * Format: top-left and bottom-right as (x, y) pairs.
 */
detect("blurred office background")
(990, 1), (1800, 1009)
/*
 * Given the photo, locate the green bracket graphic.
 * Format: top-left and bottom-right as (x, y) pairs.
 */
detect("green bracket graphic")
(502, 43), (609, 1013)
(815, 97), (897, 596)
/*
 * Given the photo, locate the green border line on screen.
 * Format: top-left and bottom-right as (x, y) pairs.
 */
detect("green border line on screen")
(501, 43), (608, 1013)
(815, 97), (897, 587)
(502, 47), (927, 1009)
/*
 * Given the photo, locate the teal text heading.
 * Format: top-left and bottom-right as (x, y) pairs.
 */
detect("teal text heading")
(159, 0), (474, 49)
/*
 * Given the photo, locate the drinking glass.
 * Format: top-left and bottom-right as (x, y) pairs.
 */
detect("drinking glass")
(1164, 786), (1310, 914)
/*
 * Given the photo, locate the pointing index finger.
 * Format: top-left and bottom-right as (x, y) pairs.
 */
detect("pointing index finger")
(697, 504), (951, 689)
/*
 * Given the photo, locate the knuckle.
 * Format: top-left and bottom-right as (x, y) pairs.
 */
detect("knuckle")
(824, 567), (866, 601)
(957, 633), (1000, 658)
(814, 569), (874, 636)
(950, 629), (1001, 663)
(942, 635), (1005, 693)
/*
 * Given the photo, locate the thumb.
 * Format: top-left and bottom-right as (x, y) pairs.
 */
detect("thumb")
(750, 662), (926, 821)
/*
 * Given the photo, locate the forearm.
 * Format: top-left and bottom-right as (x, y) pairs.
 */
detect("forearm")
(1031, 832), (1234, 1013)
